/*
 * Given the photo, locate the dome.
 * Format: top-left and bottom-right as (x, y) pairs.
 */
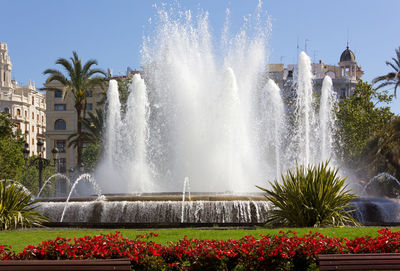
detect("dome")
(340, 46), (356, 62)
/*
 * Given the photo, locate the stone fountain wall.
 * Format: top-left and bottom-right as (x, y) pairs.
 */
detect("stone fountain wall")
(35, 200), (270, 225)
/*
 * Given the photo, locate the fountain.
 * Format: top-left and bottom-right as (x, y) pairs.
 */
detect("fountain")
(37, 173), (71, 198)
(35, 3), (348, 226)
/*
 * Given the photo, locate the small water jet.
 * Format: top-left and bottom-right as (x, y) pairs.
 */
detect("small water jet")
(37, 173), (71, 198)
(181, 177), (191, 223)
(60, 174), (102, 222)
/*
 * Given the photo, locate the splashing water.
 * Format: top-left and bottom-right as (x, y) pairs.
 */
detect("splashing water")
(181, 177), (191, 223)
(97, 4), (339, 193)
(295, 52), (316, 166)
(124, 74), (152, 191)
(259, 79), (286, 179)
(319, 76), (337, 162)
(60, 174), (102, 222)
(37, 173), (71, 198)
(1, 180), (32, 196)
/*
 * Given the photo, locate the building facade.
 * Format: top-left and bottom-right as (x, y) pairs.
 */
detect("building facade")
(0, 42), (46, 156)
(45, 82), (102, 174)
(267, 46), (364, 99)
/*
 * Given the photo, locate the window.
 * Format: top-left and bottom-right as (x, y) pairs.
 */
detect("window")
(54, 104), (66, 111)
(17, 123), (21, 130)
(86, 90), (93, 97)
(16, 109), (21, 116)
(32, 125), (34, 132)
(32, 138), (34, 146)
(37, 114), (39, 121)
(54, 119), (66, 130)
(24, 110), (27, 118)
(86, 103), (93, 110)
(3, 108), (9, 114)
(42, 116), (44, 123)
(32, 97), (34, 105)
(32, 112), (34, 119)
(55, 140), (66, 153)
(54, 91), (62, 98)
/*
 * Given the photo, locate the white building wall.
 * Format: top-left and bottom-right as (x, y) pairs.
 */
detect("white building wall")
(0, 42), (46, 157)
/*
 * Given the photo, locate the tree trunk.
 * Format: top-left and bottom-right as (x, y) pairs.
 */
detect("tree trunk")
(76, 107), (82, 167)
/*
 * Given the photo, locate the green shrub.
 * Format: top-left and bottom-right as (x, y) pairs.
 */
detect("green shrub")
(0, 180), (48, 230)
(257, 161), (358, 227)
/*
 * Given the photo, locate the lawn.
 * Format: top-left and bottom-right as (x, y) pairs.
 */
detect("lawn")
(1, 226), (399, 253)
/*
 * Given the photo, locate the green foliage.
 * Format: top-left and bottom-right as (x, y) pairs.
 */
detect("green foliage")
(336, 80), (394, 171)
(82, 144), (101, 172)
(373, 46), (400, 96)
(14, 157), (55, 196)
(0, 111), (26, 181)
(0, 137), (24, 180)
(0, 112), (15, 138)
(0, 180), (48, 230)
(361, 117), (400, 179)
(69, 108), (104, 148)
(116, 76), (132, 112)
(257, 161), (358, 227)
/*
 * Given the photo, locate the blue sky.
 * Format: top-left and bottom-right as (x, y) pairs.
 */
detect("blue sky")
(1, 0), (400, 112)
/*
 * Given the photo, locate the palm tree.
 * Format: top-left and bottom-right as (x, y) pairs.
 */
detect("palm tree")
(373, 47), (400, 96)
(43, 52), (106, 166)
(68, 108), (104, 147)
(362, 117), (400, 177)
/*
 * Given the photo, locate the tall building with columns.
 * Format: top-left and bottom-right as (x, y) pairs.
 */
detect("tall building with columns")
(0, 42), (46, 156)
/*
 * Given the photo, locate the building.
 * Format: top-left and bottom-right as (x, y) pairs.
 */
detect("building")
(45, 81), (103, 174)
(45, 67), (140, 174)
(0, 42), (46, 156)
(267, 46), (364, 99)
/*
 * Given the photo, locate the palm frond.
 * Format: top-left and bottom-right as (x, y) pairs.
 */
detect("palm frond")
(257, 161), (358, 227)
(0, 180), (48, 230)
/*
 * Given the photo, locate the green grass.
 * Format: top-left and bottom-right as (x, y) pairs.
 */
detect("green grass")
(1, 227), (400, 253)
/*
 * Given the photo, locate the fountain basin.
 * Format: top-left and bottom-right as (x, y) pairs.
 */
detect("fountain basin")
(34, 193), (270, 228)
(352, 197), (400, 226)
(39, 192), (266, 202)
(35, 194), (400, 227)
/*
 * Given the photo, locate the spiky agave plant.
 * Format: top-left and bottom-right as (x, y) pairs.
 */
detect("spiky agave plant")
(0, 180), (48, 230)
(257, 161), (358, 227)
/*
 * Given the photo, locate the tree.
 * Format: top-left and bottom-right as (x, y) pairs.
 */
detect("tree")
(361, 117), (400, 179)
(373, 47), (400, 96)
(0, 112), (25, 180)
(0, 112), (15, 138)
(43, 52), (106, 166)
(69, 108), (104, 147)
(14, 157), (55, 196)
(82, 144), (101, 172)
(337, 80), (394, 175)
(0, 137), (24, 180)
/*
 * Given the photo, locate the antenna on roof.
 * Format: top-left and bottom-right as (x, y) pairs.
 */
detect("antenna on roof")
(313, 50), (318, 63)
(346, 28), (349, 48)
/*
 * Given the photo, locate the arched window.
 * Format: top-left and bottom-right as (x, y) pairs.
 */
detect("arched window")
(16, 109), (21, 116)
(54, 119), (66, 130)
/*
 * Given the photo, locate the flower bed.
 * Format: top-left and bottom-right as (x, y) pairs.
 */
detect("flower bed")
(1, 229), (400, 270)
